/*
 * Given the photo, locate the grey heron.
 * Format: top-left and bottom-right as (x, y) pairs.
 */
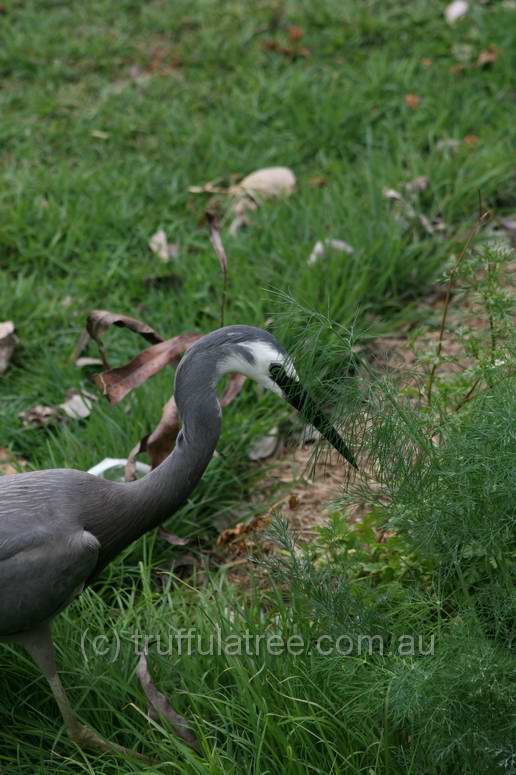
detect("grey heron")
(0, 325), (356, 757)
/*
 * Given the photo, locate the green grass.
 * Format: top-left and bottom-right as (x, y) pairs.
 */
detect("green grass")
(0, 0), (515, 772)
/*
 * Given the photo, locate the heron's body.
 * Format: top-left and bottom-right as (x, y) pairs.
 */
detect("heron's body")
(0, 325), (356, 758)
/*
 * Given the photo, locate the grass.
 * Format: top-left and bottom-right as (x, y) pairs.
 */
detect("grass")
(0, 0), (515, 772)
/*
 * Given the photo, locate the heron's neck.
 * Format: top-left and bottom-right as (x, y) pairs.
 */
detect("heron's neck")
(93, 389), (221, 570)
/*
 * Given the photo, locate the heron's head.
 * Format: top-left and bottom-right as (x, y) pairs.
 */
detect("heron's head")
(210, 325), (357, 469)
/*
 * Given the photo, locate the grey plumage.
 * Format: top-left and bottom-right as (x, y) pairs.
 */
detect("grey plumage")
(0, 324), (356, 758)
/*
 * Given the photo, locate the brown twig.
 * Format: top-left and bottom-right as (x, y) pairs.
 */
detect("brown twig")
(207, 211), (229, 327)
(426, 209), (490, 405)
(454, 376), (481, 413)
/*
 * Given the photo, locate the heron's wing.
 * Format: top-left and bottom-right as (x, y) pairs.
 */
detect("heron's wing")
(0, 523), (100, 638)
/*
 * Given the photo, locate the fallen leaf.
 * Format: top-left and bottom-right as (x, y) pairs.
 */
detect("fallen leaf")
(308, 175), (327, 188)
(18, 404), (58, 427)
(136, 654), (198, 751)
(288, 494), (300, 510)
(217, 517), (267, 546)
(73, 310), (164, 366)
(404, 94), (420, 110)
(307, 238), (354, 266)
(125, 395), (181, 479)
(60, 390), (95, 420)
(207, 212), (230, 325)
(206, 212), (228, 276)
(249, 427), (280, 461)
(445, 1), (469, 25)
(83, 310), (246, 480)
(75, 356), (104, 368)
(233, 167), (296, 199)
(477, 46), (497, 67)
(0, 321), (16, 375)
(220, 373), (246, 407)
(91, 130), (110, 140)
(148, 229), (179, 263)
(418, 214), (435, 235)
(188, 178), (231, 195)
(228, 197), (258, 235)
(383, 188), (404, 202)
(421, 58), (433, 67)
(463, 134), (479, 145)
(404, 176), (429, 194)
(287, 25), (304, 43)
(93, 334), (201, 405)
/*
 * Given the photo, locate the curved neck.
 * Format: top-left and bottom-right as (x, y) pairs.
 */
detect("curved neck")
(134, 392), (221, 524)
(93, 386), (221, 571)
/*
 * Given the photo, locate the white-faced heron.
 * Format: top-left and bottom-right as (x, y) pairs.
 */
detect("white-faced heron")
(0, 325), (356, 757)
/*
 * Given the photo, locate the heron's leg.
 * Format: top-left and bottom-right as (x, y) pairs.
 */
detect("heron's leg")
(16, 622), (153, 763)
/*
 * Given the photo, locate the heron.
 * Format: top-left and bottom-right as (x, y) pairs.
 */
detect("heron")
(0, 325), (357, 758)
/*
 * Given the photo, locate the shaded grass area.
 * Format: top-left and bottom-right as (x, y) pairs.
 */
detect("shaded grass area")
(0, 0), (515, 772)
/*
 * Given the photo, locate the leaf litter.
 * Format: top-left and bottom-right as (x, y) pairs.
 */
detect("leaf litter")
(0, 321), (16, 375)
(190, 166), (296, 234)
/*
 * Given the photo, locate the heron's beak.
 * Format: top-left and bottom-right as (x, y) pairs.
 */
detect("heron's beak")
(270, 364), (358, 469)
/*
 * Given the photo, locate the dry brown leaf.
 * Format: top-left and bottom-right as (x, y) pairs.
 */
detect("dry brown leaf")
(404, 94), (420, 110)
(217, 517), (267, 546)
(136, 654), (198, 750)
(206, 212), (228, 276)
(148, 229), (179, 263)
(287, 25), (304, 43)
(94, 334), (201, 406)
(18, 404), (58, 427)
(220, 373), (246, 406)
(125, 395), (181, 479)
(72, 310), (164, 366)
(308, 175), (327, 188)
(477, 46), (497, 67)
(288, 494), (300, 510)
(464, 134), (480, 145)
(0, 321), (16, 375)
(207, 212), (229, 325)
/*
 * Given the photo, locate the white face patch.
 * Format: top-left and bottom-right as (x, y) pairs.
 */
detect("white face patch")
(220, 340), (298, 396)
